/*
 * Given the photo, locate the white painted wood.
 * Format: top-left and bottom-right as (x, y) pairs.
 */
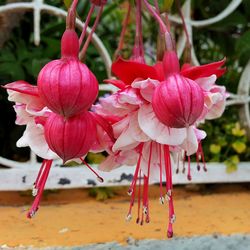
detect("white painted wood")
(0, 162), (250, 191)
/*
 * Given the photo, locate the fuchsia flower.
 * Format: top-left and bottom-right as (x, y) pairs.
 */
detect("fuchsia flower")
(3, 0), (111, 218)
(95, 47), (226, 237)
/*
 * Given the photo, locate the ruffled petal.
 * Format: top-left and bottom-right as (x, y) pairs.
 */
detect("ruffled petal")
(131, 78), (159, 102)
(138, 104), (186, 145)
(112, 124), (140, 151)
(17, 121), (59, 160)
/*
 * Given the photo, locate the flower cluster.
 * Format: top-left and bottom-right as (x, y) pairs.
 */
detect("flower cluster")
(3, 0), (227, 238)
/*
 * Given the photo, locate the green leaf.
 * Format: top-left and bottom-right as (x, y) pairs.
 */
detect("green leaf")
(236, 31), (250, 59)
(232, 141), (246, 154)
(209, 144), (221, 154)
(64, 0), (72, 9)
(231, 122), (246, 137)
(224, 155), (239, 173)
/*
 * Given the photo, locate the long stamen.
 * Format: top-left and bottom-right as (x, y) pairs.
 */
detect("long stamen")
(27, 160), (53, 218)
(176, 152), (180, 174)
(187, 155), (192, 181)
(196, 148), (201, 171)
(182, 151), (186, 174)
(80, 158), (104, 182)
(144, 142), (153, 223)
(136, 170), (142, 224)
(127, 144), (144, 221)
(79, 4), (95, 48)
(164, 145), (175, 238)
(199, 142), (207, 172)
(159, 144), (164, 204)
(79, 5), (104, 60)
(32, 160), (46, 196)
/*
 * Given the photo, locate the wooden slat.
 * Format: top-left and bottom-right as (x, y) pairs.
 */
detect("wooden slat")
(0, 162), (250, 191)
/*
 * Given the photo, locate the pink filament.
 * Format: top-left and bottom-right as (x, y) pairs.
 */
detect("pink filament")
(79, 5), (104, 60)
(80, 158), (104, 182)
(27, 160), (53, 218)
(114, 3), (131, 59)
(79, 4), (95, 48)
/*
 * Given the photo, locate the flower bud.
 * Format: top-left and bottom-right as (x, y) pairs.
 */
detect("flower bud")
(152, 74), (204, 128)
(37, 30), (99, 117)
(44, 112), (96, 163)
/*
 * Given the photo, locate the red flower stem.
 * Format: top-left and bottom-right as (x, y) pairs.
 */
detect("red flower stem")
(136, 170), (142, 223)
(154, 0), (160, 14)
(34, 160), (46, 190)
(187, 156), (192, 180)
(79, 4), (95, 49)
(128, 144), (143, 194)
(199, 142), (207, 171)
(79, 5), (104, 61)
(114, 3), (131, 59)
(80, 158), (104, 182)
(159, 144), (164, 201)
(164, 145), (175, 238)
(175, 0), (191, 62)
(143, 0), (174, 51)
(144, 142), (153, 223)
(66, 0), (79, 29)
(132, 0), (145, 62)
(27, 160), (52, 218)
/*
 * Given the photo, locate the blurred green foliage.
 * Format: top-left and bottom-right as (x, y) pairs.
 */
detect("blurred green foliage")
(0, 0), (249, 171)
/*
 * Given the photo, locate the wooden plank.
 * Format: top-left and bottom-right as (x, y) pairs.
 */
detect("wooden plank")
(0, 162), (250, 191)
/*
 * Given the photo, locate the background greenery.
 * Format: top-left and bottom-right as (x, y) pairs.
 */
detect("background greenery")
(0, 0), (249, 171)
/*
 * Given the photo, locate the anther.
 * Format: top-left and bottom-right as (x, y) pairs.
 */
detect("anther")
(126, 213), (132, 222)
(170, 214), (176, 224)
(143, 206), (148, 215)
(159, 196), (165, 205)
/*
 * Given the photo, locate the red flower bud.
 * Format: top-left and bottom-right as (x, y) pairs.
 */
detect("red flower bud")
(38, 30), (99, 117)
(44, 111), (96, 163)
(152, 73), (204, 128)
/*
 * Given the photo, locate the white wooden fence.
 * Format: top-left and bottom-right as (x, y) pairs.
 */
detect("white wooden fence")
(0, 0), (249, 191)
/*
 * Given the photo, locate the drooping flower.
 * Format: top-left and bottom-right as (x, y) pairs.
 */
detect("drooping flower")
(2, 0), (110, 218)
(96, 37), (226, 238)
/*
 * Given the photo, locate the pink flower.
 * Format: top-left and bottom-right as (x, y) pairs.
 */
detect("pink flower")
(96, 50), (226, 237)
(3, 80), (113, 218)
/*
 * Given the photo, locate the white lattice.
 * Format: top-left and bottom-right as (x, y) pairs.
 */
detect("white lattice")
(0, 0), (250, 190)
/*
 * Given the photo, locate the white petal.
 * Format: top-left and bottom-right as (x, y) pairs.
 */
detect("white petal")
(195, 75), (217, 91)
(129, 112), (150, 142)
(17, 121), (58, 160)
(132, 78), (159, 102)
(138, 104), (186, 145)
(180, 127), (198, 156)
(112, 125), (140, 151)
